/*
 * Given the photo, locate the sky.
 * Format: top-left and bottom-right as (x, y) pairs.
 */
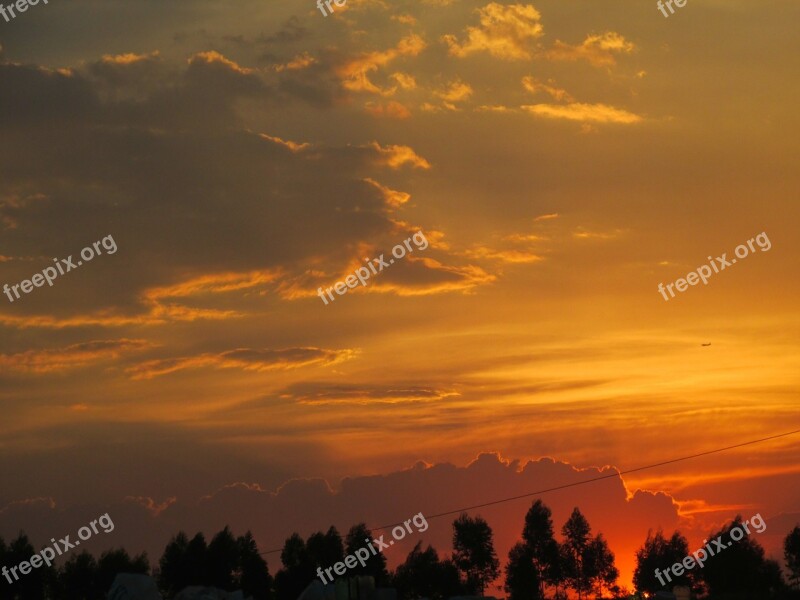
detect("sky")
(1, 0), (799, 591)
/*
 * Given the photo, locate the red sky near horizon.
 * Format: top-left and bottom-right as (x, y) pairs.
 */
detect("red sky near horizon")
(1, 0), (799, 591)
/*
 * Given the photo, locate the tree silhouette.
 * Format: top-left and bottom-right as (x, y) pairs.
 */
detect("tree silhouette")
(186, 532), (209, 585)
(452, 513), (500, 595)
(159, 531), (191, 595)
(393, 542), (463, 600)
(307, 526), (345, 571)
(59, 550), (100, 600)
(633, 529), (692, 593)
(699, 516), (785, 599)
(274, 533), (314, 600)
(560, 508), (617, 599)
(505, 542), (541, 600)
(0, 534), (55, 600)
(238, 531), (273, 600)
(521, 500), (560, 598)
(560, 508), (591, 599)
(207, 527), (239, 590)
(96, 548), (149, 596)
(584, 534), (618, 597)
(0, 527), (273, 599)
(786, 526), (800, 590)
(345, 523), (389, 584)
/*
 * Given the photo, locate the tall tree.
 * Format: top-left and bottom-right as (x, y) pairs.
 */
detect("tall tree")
(585, 534), (618, 597)
(505, 542), (541, 600)
(560, 508), (618, 600)
(633, 530), (692, 593)
(1, 534), (55, 600)
(274, 533), (314, 600)
(345, 523), (389, 584)
(238, 531), (273, 600)
(307, 526), (344, 570)
(207, 526), (239, 590)
(785, 526), (800, 590)
(699, 516), (785, 598)
(561, 508), (592, 600)
(452, 513), (500, 595)
(158, 531), (191, 596)
(521, 500), (560, 597)
(186, 532), (209, 586)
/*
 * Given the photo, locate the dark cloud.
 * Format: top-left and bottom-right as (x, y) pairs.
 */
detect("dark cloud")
(0, 453), (683, 582)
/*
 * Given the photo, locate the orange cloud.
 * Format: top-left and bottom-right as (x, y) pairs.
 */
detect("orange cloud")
(337, 34), (426, 96)
(260, 133), (310, 152)
(522, 103), (642, 124)
(101, 51), (160, 65)
(435, 79), (474, 103)
(285, 382), (460, 405)
(464, 246), (543, 263)
(369, 142), (431, 169)
(391, 72), (417, 90)
(0, 339), (152, 373)
(364, 178), (412, 207)
(0, 270), (280, 329)
(573, 228), (624, 240)
(443, 3), (544, 60)
(522, 76), (574, 102)
(367, 257), (497, 296)
(364, 101), (412, 119)
(126, 347), (358, 380)
(546, 32), (635, 67)
(188, 51), (254, 74)
(274, 52), (316, 72)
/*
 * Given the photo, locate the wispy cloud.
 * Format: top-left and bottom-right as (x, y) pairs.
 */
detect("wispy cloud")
(522, 103), (642, 124)
(126, 347), (358, 380)
(0, 339), (153, 373)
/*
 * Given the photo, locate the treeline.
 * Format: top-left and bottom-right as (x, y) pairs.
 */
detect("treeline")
(2, 502), (800, 600)
(505, 501), (800, 600)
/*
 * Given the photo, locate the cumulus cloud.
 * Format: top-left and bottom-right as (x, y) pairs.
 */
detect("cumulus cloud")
(0, 453), (684, 586)
(443, 3), (544, 60)
(337, 34), (427, 95)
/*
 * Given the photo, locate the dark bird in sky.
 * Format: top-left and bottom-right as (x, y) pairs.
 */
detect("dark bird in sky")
(701, 343), (712, 346)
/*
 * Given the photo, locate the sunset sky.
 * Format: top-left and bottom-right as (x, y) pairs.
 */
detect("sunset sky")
(1, 0), (799, 590)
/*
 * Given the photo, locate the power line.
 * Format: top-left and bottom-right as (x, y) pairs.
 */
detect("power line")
(259, 427), (800, 555)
